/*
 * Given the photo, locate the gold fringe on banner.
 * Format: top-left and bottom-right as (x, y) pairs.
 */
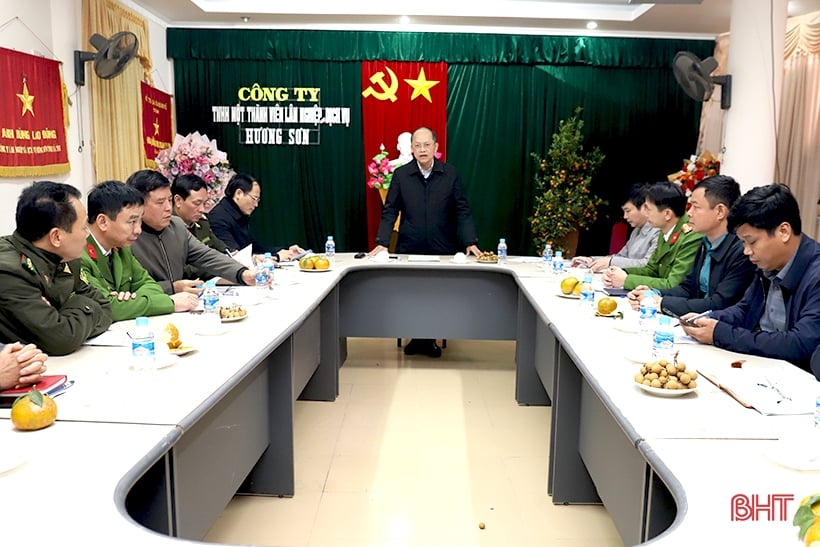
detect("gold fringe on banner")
(0, 163), (71, 177)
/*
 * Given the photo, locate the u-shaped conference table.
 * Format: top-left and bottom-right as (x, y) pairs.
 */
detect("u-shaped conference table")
(0, 255), (815, 546)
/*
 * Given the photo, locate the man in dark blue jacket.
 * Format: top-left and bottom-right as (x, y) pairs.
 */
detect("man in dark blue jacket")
(682, 184), (820, 374)
(628, 176), (755, 316)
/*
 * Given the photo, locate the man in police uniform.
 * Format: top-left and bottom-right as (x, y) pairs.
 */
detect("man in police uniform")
(0, 181), (112, 356)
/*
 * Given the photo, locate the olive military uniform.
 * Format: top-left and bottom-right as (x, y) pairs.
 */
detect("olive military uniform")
(81, 236), (174, 322)
(0, 232), (112, 356)
(182, 213), (230, 280)
(622, 214), (701, 291)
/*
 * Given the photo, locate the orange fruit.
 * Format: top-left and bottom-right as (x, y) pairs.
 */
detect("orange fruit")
(165, 322), (181, 349)
(597, 297), (618, 315)
(805, 521), (820, 546)
(299, 257), (314, 269)
(560, 276), (579, 295)
(11, 389), (57, 431)
(314, 257), (331, 270)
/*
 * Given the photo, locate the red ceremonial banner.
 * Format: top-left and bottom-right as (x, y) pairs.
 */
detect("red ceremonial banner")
(0, 47), (69, 176)
(141, 81), (173, 168)
(361, 61), (448, 246)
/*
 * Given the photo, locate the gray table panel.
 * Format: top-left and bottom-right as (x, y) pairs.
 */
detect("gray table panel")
(339, 268), (517, 340)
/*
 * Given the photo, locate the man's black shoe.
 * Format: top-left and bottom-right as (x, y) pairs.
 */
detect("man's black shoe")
(403, 338), (442, 358)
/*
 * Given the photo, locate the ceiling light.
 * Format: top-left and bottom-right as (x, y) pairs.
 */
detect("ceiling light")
(586, 21), (598, 30)
(399, 15), (410, 25)
(240, 16), (250, 23)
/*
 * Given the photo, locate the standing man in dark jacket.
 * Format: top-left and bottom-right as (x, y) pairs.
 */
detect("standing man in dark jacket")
(682, 184), (820, 373)
(0, 181), (112, 355)
(127, 170), (258, 295)
(370, 127), (481, 257)
(369, 127), (483, 358)
(628, 176), (755, 316)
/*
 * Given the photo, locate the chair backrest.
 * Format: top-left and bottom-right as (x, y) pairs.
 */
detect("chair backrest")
(609, 222), (628, 255)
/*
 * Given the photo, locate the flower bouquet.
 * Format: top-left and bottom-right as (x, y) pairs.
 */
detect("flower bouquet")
(366, 144), (395, 190)
(668, 150), (721, 197)
(155, 132), (235, 207)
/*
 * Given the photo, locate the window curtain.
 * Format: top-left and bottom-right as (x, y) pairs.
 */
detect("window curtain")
(778, 11), (820, 239)
(82, 0), (152, 182)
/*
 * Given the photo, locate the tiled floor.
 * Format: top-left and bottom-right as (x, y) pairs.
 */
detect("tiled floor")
(204, 338), (625, 547)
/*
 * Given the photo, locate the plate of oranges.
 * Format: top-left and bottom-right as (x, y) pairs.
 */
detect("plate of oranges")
(298, 255), (332, 272)
(557, 276), (582, 299)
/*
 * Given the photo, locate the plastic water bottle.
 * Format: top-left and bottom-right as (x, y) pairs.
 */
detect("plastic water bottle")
(552, 250), (564, 276)
(497, 238), (508, 264)
(542, 243), (553, 271)
(262, 252), (275, 285)
(201, 281), (221, 332)
(130, 316), (155, 371)
(652, 315), (676, 363)
(579, 274), (595, 309)
(325, 236), (336, 265)
(254, 265), (269, 298)
(639, 290), (658, 342)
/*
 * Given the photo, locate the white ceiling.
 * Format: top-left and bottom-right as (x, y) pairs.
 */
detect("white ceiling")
(126, 0), (820, 38)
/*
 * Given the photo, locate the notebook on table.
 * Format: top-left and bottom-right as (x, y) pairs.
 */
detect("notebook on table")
(0, 374), (71, 407)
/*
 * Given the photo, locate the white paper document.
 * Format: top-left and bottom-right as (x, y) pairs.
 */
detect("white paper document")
(231, 244), (255, 269)
(407, 255), (441, 262)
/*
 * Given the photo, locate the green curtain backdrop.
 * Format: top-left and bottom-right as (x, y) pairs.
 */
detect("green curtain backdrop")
(167, 29), (713, 254)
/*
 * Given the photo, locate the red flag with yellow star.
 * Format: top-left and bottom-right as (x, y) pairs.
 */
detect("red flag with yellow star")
(140, 81), (173, 168)
(362, 61), (448, 246)
(0, 47), (69, 176)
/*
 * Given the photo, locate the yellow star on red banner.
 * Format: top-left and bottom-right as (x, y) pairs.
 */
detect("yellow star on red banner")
(404, 68), (439, 103)
(17, 81), (35, 117)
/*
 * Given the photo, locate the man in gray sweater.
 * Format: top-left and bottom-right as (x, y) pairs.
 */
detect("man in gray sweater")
(127, 170), (257, 295)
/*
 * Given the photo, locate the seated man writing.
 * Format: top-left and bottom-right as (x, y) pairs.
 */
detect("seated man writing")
(628, 176), (755, 316)
(573, 183), (659, 271)
(81, 181), (199, 321)
(603, 181), (701, 291)
(127, 170), (259, 294)
(682, 184), (820, 374)
(0, 342), (48, 391)
(208, 173), (304, 262)
(0, 181), (112, 355)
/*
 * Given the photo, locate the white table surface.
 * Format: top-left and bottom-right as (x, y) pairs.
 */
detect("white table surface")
(1, 254), (817, 546)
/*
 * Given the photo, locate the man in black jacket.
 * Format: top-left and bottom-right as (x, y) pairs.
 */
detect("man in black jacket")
(369, 127), (482, 357)
(208, 173), (303, 262)
(627, 175), (754, 316)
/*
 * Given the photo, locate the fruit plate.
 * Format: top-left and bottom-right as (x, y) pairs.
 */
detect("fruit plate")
(476, 259), (498, 264)
(221, 313), (248, 323)
(635, 382), (697, 398)
(169, 345), (196, 356)
(299, 268), (332, 273)
(613, 320), (639, 334)
(595, 311), (624, 318)
(555, 293), (580, 299)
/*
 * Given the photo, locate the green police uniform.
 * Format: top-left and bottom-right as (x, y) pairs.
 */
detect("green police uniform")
(623, 214), (701, 291)
(0, 232), (112, 356)
(182, 214), (230, 280)
(81, 236), (174, 322)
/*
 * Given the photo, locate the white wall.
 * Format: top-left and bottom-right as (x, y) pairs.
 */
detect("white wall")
(0, 0), (171, 235)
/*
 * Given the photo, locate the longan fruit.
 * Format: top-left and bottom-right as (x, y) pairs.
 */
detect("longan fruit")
(635, 373), (645, 383)
(651, 379), (662, 388)
(679, 373), (691, 385)
(676, 362), (687, 372)
(651, 363), (662, 374)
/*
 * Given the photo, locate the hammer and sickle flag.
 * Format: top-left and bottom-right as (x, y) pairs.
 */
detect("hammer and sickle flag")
(361, 61), (448, 245)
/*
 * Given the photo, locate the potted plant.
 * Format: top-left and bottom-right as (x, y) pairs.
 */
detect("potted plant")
(529, 108), (605, 256)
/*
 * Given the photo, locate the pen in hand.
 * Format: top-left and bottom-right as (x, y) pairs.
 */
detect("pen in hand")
(681, 310), (712, 327)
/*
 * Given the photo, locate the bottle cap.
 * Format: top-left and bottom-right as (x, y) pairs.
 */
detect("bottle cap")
(135, 316), (149, 327)
(583, 275), (593, 282)
(499, 238), (506, 243)
(327, 236), (333, 241)
(658, 315), (671, 325)
(264, 252), (272, 258)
